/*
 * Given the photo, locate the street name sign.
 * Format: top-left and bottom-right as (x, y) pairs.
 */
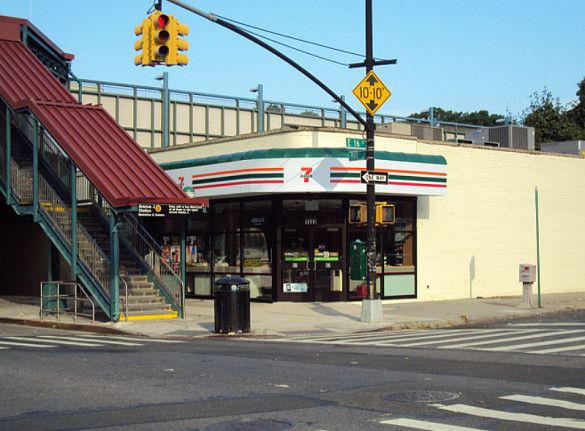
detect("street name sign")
(352, 70), (391, 115)
(360, 170), (388, 184)
(346, 138), (366, 149)
(348, 150), (366, 161)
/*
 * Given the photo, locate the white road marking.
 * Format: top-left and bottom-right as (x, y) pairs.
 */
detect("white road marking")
(397, 329), (526, 347)
(38, 335), (142, 346)
(5, 336), (106, 347)
(501, 394), (585, 411)
(483, 334), (585, 352)
(431, 403), (585, 429)
(380, 418), (485, 430)
(0, 340), (56, 348)
(510, 323), (585, 327)
(78, 334), (183, 343)
(531, 344), (585, 354)
(282, 329), (476, 344)
(551, 387), (585, 396)
(439, 330), (582, 349)
(371, 329), (496, 345)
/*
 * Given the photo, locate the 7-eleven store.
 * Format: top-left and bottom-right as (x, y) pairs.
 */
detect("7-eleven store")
(149, 127), (585, 304)
(148, 129), (447, 303)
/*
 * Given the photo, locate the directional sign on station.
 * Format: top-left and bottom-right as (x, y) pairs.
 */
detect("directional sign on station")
(352, 70), (391, 115)
(360, 170), (388, 184)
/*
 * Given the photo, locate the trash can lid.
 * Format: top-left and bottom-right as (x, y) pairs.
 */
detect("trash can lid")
(215, 275), (249, 286)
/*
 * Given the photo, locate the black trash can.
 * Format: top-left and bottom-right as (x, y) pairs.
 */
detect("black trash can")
(214, 275), (251, 334)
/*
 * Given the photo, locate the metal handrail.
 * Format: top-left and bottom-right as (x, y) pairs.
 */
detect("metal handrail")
(119, 213), (184, 315)
(40, 281), (95, 323)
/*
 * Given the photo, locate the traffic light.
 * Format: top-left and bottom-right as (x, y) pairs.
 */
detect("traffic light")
(134, 18), (151, 66)
(376, 203), (395, 225)
(151, 12), (172, 64)
(348, 204), (367, 224)
(167, 16), (189, 66)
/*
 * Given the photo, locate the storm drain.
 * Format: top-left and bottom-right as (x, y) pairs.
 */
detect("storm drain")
(382, 390), (460, 403)
(205, 418), (292, 431)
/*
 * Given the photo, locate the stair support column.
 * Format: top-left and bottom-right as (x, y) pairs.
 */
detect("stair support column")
(180, 218), (186, 318)
(5, 106), (11, 206)
(70, 161), (78, 276)
(32, 118), (39, 221)
(109, 209), (120, 321)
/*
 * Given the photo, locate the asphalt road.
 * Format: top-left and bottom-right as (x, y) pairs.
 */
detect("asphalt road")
(0, 311), (584, 430)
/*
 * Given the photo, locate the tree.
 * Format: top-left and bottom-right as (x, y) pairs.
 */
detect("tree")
(567, 76), (585, 131)
(522, 88), (582, 147)
(409, 108), (504, 126)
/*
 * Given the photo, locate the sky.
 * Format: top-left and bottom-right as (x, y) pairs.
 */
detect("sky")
(2, 0), (585, 119)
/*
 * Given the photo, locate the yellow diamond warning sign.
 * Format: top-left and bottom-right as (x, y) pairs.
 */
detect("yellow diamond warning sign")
(352, 70), (391, 115)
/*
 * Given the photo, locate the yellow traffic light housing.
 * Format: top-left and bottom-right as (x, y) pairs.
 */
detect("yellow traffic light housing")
(134, 18), (151, 66)
(167, 16), (189, 66)
(376, 203), (396, 225)
(151, 12), (171, 64)
(348, 204), (367, 224)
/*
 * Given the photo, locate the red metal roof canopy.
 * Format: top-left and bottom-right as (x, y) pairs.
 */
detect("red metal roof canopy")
(0, 22), (206, 208)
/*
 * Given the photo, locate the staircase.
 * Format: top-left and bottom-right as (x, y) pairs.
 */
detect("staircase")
(1, 107), (183, 321)
(78, 210), (178, 320)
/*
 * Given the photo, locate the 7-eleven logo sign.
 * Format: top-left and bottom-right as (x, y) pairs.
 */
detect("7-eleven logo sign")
(300, 167), (313, 183)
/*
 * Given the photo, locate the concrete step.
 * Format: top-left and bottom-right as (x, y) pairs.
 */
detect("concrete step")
(124, 275), (149, 284)
(124, 287), (158, 296)
(122, 295), (164, 305)
(124, 302), (173, 312)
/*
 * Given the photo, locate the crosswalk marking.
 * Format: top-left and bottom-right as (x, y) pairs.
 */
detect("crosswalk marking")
(378, 387), (585, 430)
(374, 329), (502, 347)
(380, 418), (484, 430)
(0, 339), (56, 348)
(439, 329), (583, 349)
(78, 334), (184, 344)
(483, 334), (585, 352)
(551, 387), (585, 396)
(533, 344), (585, 354)
(395, 329), (527, 347)
(501, 394), (585, 411)
(0, 334), (184, 351)
(431, 403), (585, 429)
(510, 323), (585, 327)
(261, 327), (585, 357)
(5, 336), (106, 347)
(38, 335), (142, 346)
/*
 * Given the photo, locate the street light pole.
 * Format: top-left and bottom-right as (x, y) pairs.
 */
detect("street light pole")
(156, 72), (170, 149)
(361, 0), (384, 322)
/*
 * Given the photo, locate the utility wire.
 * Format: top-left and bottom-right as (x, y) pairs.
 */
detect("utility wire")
(244, 28), (349, 66)
(217, 14), (379, 61)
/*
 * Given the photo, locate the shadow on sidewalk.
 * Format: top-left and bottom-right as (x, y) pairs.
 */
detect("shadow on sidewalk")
(309, 303), (360, 322)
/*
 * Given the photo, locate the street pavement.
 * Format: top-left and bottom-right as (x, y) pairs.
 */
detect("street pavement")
(0, 291), (583, 338)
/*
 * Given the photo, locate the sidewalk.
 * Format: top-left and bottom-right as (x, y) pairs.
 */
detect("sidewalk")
(0, 292), (584, 338)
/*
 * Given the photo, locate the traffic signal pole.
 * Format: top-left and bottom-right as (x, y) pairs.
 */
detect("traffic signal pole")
(164, 0), (394, 321)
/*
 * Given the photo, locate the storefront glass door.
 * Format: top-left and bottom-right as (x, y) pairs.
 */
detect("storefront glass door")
(281, 226), (344, 301)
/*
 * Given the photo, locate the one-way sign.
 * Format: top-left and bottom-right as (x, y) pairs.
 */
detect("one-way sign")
(361, 170), (388, 184)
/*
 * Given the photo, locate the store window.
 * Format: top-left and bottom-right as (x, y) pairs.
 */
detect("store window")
(381, 199), (416, 298)
(185, 234), (212, 296)
(214, 201), (240, 232)
(348, 198), (416, 299)
(243, 200), (273, 300)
